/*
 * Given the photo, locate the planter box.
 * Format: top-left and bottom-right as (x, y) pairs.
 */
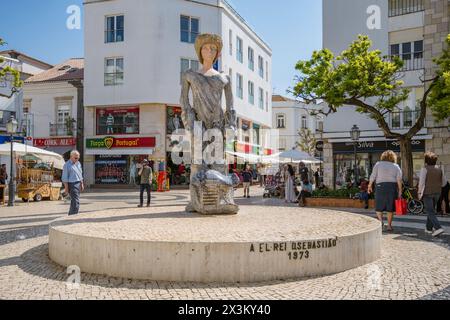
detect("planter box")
(305, 197), (375, 209)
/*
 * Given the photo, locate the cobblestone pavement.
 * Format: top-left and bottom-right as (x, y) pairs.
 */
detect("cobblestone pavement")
(1, 188), (450, 300)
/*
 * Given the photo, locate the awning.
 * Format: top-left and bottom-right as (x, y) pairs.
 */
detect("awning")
(85, 148), (155, 156)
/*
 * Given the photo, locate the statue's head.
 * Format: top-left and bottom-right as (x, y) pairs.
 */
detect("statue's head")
(195, 33), (223, 65)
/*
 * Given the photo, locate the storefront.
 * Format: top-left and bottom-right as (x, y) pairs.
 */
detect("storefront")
(33, 137), (76, 160)
(85, 136), (156, 185)
(332, 139), (426, 188)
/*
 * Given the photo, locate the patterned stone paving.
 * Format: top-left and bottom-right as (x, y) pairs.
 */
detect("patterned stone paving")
(0, 188), (449, 300)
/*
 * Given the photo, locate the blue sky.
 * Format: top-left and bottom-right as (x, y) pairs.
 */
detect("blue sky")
(0, 0), (322, 96)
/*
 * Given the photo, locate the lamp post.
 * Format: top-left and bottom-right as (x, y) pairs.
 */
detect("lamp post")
(350, 125), (361, 188)
(6, 116), (18, 207)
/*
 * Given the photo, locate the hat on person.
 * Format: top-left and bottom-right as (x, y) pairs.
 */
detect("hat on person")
(194, 33), (223, 64)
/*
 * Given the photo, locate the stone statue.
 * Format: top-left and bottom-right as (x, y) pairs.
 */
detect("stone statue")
(180, 33), (239, 215)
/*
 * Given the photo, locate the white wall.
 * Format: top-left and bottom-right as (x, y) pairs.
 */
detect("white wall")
(84, 0), (272, 128)
(23, 82), (78, 138)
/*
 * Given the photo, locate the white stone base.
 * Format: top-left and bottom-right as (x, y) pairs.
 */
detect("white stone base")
(49, 206), (381, 283)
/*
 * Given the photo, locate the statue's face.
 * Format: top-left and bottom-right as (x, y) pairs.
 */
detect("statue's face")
(201, 43), (218, 65)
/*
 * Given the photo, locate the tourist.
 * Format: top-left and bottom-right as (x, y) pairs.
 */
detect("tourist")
(298, 179), (313, 207)
(368, 150), (402, 232)
(359, 178), (370, 209)
(242, 165), (253, 198)
(62, 150), (84, 215)
(138, 159), (153, 207)
(0, 164), (7, 203)
(418, 152), (447, 237)
(314, 168), (320, 188)
(437, 180), (450, 215)
(285, 164), (297, 203)
(299, 162), (309, 182)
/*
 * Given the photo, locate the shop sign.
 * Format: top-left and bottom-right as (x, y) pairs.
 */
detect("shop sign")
(86, 137), (156, 149)
(333, 139), (425, 154)
(0, 135), (25, 144)
(34, 138), (76, 147)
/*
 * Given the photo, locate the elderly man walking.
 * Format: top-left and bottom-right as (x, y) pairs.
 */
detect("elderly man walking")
(62, 150), (84, 215)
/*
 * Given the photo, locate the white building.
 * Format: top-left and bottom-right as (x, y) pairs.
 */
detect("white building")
(320, 0), (449, 188)
(23, 58), (84, 158)
(272, 95), (324, 153)
(83, 0), (273, 186)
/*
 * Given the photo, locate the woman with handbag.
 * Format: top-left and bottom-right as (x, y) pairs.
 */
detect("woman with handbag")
(368, 150), (403, 232)
(418, 152), (447, 237)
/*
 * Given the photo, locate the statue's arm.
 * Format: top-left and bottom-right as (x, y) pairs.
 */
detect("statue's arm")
(224, 75), (237, 129)
(180, 72), (195, 131)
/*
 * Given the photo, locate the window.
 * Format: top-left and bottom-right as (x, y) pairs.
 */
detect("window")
(55, 101), (72, 136)
(316, 117), (324, 132)
(277, 114), (286, 129)
(248, 47), (254, 71)
(180, 15), (199, 43)
(414, 40), (423, 59)
(392, 112), (401, 129)
(236, 73), (243, 99)
(248, 81), (254, 105)
(229, 68), (232, 86)
(301, 115), (308, 129)
(390, 41), (423, 70)
(105, 57), (124, 86)
(258, 56), (264, 78)
(229, 30), (233, 56)
(236, 37), (243, 63)
(258, 87), (264, 109)
(265, 91), (269, 111)
(23, 99), (31, 114)
(389, 0), (424, 17)
(105, 15), (124, 43)
(402, 42), (412, 61)
(403, 106), (413, 128)
(180, 58), (199, 82)
(265, 61), (269, 81)
(96, 107), (139, 135)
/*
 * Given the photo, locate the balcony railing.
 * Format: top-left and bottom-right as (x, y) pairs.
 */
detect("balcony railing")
(391, 56), (424, 71)
(389, 0), (424, 17)
(50, 123), (76, 137)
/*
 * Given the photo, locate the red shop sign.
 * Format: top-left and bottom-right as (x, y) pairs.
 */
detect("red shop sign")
(34, 138), (76, 147)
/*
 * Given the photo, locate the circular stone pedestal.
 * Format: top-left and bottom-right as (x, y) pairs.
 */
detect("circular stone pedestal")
(49, 206), (381, 283)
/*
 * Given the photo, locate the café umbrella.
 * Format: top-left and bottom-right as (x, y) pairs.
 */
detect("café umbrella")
(0, 143), (65, 170)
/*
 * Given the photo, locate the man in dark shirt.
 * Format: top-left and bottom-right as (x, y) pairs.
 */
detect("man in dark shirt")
(242, 165), (253, 198)
(299, 162), (308, 182)
(138, 159), (153, 207)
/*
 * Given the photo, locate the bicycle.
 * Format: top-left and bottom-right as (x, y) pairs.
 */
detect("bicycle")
(402, 184), (424, 215)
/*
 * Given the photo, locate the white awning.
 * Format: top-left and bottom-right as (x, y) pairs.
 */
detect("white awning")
(85, 148), (155, 156)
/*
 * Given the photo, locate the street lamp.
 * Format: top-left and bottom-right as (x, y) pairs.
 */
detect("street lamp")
(350, 125), (361, 187)
(6, 116), (18, 207)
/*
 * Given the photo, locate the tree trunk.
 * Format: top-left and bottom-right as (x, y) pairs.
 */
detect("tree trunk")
(399, 138), (413, 186)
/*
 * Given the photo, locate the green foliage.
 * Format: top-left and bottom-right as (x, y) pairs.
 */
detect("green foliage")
(428, 34), (450, 122)
(296, 128), (317, 156)
(0, 37), (23, 96)
(294, 35), (409, 116)
(312, 187), (363, 199)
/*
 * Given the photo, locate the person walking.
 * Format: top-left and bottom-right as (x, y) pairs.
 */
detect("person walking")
(62, 150), (84, 215)
(138, 159), (153, 207)
(437, 180), (450, 215)
(242, 165), (253, 198)
(0, 164), (7, 204)
(418, 152), (447, 237)
(285, 164), (297, 203)
(368, 150), (402, 232)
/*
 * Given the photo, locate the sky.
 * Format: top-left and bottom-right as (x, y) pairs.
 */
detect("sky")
(0, 0), (322, 96)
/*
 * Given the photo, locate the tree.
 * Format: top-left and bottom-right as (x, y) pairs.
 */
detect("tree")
(293, 34), (450, 185)
(296, 128), (317, 156)
(0, 37), (23, 98)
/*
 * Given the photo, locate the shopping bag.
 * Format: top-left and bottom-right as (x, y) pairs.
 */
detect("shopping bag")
(395, 198), (407, 215)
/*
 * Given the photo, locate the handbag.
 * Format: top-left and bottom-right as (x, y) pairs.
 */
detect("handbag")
(395, 198), (407, 215)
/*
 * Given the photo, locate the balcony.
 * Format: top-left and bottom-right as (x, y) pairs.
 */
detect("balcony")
(399, 56), (424, 71)
(50, 123), (76, 137)
(389, 109), (420, 130)
(389, 0), (424, 17)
